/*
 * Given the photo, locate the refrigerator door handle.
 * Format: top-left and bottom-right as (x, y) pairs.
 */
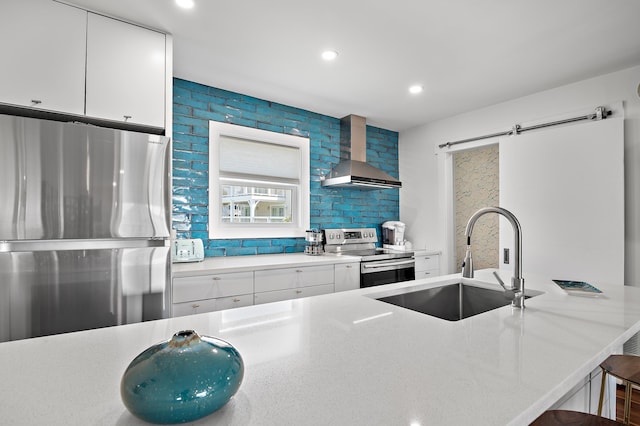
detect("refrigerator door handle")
(0, 239), (169, 253)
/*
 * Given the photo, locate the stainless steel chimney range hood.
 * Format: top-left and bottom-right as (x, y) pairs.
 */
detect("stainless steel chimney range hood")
(321, 115), (402, 190)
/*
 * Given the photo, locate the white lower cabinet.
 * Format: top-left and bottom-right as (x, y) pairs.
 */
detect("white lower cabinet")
(171, 261), (365, 316)
(551, 374), (591, 413)
(414, 251), (440, 279)
(172, 271), (254, 317)
(551, 365), (616, 418)
(334, 262), (360, 292)
(589, 369), (607, 415)
(254, 265), (334, 305)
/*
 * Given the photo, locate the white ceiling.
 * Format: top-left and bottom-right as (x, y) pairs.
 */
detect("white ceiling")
(64, 0), (640, 131)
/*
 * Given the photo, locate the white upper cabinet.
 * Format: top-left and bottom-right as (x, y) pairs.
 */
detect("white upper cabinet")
(0, 1), (86, 115)
(86, 13), (166, 128)
(0, 1), (168, 130)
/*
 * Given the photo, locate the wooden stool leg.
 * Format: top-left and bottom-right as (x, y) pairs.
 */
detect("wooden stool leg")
(598, 369), (607, 417)
(624, 380), (632, 425)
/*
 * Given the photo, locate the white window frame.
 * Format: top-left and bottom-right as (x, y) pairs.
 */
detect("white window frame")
(208, 121), (310, 239)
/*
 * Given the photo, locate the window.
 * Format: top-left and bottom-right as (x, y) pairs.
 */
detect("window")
(209, 122), (310, 239)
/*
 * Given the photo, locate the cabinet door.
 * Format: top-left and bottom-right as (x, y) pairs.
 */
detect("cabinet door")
(550, 376), (590, 413)
(85, 13), (165, 128)
(334, 262), (360, 292)
(550, 366), (614, 416)
(589, 368), (616, 417)
(0, 0), (86, 114)
(173, 272), (254, 303)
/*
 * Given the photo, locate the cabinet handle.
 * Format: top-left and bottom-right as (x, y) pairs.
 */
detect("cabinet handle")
(424, 257), (430, 260)
(123, 115), (132, 122)
(295, 290), (303, 294)
(191, 303), (200, 308)
(232, 298), (241, 302)
(295, 269), (303, 273)
(212, 277), (221, 280)
(346, 265), (352, 268)
(31, 99), (42, 105)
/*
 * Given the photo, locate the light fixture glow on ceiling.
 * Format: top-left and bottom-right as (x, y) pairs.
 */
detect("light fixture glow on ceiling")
(176, 0), (195, 9)
(409, 85), (424, 94)
(321, 50), (338, 61)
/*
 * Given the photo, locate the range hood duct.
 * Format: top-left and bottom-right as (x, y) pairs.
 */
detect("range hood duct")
(321, 115), (402, 189)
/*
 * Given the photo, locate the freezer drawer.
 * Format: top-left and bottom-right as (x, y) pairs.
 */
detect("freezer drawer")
(0, 246), (170, 342)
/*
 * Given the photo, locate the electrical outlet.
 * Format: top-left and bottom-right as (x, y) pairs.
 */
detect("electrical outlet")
(503, 248), (510, 264)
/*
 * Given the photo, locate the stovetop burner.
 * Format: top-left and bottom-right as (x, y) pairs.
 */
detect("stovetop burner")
(323, 228), (413, 261)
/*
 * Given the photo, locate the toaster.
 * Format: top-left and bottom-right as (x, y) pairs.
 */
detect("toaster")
(172, 238), (205, 263)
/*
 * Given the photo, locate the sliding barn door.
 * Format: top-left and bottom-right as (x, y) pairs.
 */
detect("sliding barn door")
(499, 117), (624, 286)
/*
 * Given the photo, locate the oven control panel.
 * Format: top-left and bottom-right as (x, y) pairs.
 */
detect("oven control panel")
(323, 228), (377, 245)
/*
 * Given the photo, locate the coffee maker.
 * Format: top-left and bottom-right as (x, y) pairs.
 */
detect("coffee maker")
(382, 221), (406, 249)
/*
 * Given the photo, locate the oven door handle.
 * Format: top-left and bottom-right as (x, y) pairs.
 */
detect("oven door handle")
(362, 259), (415, 269)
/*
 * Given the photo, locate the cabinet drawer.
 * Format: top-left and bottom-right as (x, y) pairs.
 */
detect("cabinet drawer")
(414, 254), (440, 272)
(415, 269), (440, 279)
(253, 283), (334, 305)
(254, 265), (334, 293)
(173, 271), (254, 303)
(172, 293), (253, 317)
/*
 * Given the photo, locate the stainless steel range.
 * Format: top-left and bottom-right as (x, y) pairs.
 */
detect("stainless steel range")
(324, 228), (415, 288)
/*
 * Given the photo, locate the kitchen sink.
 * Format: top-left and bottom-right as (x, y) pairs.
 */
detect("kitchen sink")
(374, 282), (540, 321)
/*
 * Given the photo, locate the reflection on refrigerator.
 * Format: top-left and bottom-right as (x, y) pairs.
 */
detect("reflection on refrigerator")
(0, 114), (171, 342)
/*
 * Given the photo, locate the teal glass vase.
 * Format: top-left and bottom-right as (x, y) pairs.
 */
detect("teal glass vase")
(120, 330), (244, 424)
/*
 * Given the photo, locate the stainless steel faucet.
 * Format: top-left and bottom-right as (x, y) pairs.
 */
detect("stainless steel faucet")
(461, 207), (525, 308)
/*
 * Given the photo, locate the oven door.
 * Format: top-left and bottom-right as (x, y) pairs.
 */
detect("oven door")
(360, 258), (415, 288)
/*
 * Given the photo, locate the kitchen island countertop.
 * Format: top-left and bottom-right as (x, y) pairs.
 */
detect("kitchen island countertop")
(2, 269), (640, 425)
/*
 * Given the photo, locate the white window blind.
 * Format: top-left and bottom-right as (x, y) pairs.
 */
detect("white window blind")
(219, 136), (301, 182)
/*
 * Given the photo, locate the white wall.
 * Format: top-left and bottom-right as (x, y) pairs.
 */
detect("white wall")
(399, 64), (640, 284)
(499, 117), (624, 285)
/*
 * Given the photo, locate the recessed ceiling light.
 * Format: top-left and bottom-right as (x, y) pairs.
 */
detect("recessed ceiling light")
(321, 50), (338, 61)
(409, 85), (424, 94)
(176, 0), (194, 9)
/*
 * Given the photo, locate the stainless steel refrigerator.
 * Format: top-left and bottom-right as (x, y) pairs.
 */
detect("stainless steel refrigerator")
(0, 114), (171, 342)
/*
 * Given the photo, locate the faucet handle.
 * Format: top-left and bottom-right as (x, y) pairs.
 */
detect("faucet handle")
(492, 271), (516, 291)
(492, 271), (507, 289)
(493, 271), (517, 299)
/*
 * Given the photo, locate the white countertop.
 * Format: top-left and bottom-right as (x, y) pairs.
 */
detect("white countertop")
(172, 250), (442, 277)
(2, 269), (640, 425)
(172, 253), (362, 277)
(413, 248), (441, 255)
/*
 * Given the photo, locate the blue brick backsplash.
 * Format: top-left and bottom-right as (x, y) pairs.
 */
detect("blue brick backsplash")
(172, 78), (400, 257)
